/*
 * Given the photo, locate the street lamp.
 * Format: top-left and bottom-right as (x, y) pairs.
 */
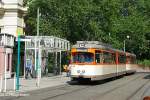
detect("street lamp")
(124, 35), (130, 52)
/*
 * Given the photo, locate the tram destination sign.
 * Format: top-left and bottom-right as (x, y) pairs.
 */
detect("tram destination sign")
(77, 48), (87, 52)
(79, 43), (85, 48)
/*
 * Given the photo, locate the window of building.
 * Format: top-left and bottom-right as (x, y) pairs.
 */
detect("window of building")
(7, 54), (10, 71)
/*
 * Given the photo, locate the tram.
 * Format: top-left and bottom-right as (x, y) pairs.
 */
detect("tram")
(69, 41), (136, 81)
(126, 52), (136, 74)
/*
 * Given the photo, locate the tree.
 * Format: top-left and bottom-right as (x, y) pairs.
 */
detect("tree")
(25, 0), (150, 60)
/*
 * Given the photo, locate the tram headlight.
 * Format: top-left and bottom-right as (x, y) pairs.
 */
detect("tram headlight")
(82, 70), (85, 73)
(77, 70), (80, 73)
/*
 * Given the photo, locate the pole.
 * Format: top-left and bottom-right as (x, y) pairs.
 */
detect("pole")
(24, 41), (26, 79)
(4, 34), (6, 92)
(37, 8), (39, 36)
(14, 72), (16, 91)
(56, 52), (57, 75)
(36, 7), (40, 87)
(124, 40), (125, 52)
(16, 34), (21, 91)
(0, 75), (2, 92)
(35, 38), (37, 71)
(59, 51), (61, 75)
(37, 44), (41, 87)
(4, 49), (7, 92)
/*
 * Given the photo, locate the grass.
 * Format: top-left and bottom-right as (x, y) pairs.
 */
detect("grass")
(138, 59), (150, 68)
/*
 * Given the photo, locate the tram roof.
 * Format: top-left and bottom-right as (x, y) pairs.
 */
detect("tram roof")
(72, 41), (125, 53)
(126, 52), (136, 57)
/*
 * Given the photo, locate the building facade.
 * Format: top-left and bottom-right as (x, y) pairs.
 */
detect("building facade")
(0, 0), (27, 36)
(0, 0), (27, 77)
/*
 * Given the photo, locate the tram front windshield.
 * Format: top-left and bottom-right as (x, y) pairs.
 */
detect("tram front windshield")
(72, 52), (94, 63)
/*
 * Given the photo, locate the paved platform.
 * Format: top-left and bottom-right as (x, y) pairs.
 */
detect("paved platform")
(19, 73), (70, 92)
(0, 72), (70, 93)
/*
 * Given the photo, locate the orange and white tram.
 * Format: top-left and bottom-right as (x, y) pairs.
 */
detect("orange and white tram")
(126, 52), (136, 74)
(69, 41), (136, 81)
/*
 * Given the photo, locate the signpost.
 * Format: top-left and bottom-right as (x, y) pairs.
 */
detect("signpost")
(16, 33), (21, 91)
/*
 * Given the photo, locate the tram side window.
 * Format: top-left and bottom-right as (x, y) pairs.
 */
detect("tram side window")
(132, 57), (136, 64)
(126, 56), (131, 64)
(112, 54), (116, 64)
(126, 56), (133, 64)
(95, 53), (100, 63)
(103, 52), (115, 64)
(95, 51), (103, 64)
(95, 53), (103, 63)
(119, 54), (126, 64)
(130, 56), (136, 64)
(103, 52), (110, 63)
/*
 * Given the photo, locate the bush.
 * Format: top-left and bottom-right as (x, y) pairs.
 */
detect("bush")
(138, 59), (150, 67)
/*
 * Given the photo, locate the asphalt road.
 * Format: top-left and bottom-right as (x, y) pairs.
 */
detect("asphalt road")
(1, 73), (150, 100)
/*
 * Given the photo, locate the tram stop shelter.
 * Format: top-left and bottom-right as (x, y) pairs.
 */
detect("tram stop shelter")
(25, 36), (70, 79)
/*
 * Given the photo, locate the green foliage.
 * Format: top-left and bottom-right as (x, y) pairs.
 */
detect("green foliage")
(138, 59), (150, 67)
(47, 53), (55, 73)
(25, 0), (150, 60)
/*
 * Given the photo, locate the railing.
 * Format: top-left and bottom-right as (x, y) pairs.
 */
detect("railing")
(0, 72), (16, 92)
(0, 33), (14, 47)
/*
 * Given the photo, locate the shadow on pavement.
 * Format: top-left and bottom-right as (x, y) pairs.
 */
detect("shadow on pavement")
(143, 74), (150, 79)
(67, 76), (124, 86)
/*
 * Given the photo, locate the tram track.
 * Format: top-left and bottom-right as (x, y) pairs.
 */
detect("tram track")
(7, 85), (77, 100)
(140, 85), (150, 100)
(41, 73), (144, 100)
(126, 78), (150, 100)
(91, 73), (147, 100)
(42, 85), (90, 100)
(126, 74), (150, 100)
(5, 73), (147, 100)
(8, 83), (92, 100)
